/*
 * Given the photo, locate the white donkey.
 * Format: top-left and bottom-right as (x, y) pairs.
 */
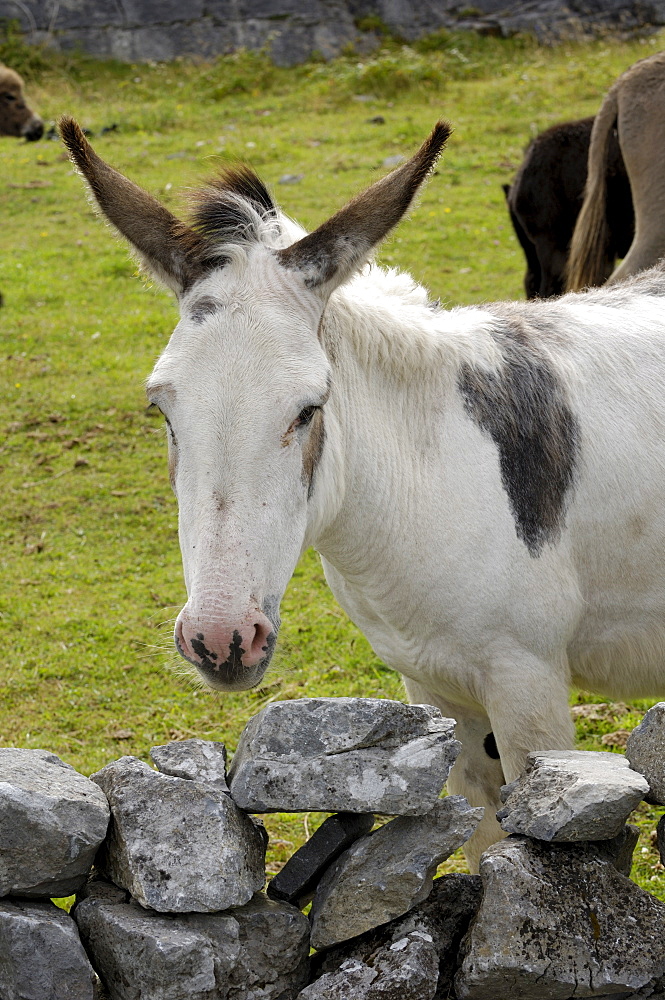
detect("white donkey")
(62, 116), (665, 868)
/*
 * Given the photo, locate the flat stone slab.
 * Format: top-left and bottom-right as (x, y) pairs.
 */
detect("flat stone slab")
(0, 747), (110, 898)
(92, 755), (265, 912)
(298, 931), (440, 1000)
(497, 750), (648, 841)
(309, 796), (483, 950)
(267, 812), (374, 908)
(312, 872), (482, 998)
(74, 883), (310, 1000)
(150, 738), (229, 791)
(626, 703), (665, 804)
(228, 698), (461, 815)
(0, 897), (97, 999)
(455, 836), (665, 999)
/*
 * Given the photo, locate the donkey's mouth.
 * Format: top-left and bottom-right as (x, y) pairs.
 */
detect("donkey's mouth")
(175, 627), (278, 692)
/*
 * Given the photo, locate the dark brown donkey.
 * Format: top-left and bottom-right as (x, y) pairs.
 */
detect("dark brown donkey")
(0, 66), (43, 141)
(505, 117), (633, 298)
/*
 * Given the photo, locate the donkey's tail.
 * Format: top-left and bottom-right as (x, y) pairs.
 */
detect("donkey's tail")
(566, 88), (619, 291)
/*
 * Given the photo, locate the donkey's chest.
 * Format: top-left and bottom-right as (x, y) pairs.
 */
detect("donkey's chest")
(318, 541), (572, 706)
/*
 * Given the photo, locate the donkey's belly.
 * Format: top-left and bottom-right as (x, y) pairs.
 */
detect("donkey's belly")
(569, 612), (665, 701)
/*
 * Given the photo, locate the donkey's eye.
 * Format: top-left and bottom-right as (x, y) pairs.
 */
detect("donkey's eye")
(1, 93), (16, 102)
(297, 405), (317, 427)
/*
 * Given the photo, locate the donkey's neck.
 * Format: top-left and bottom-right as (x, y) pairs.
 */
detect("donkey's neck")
(308, 265), (499, 574)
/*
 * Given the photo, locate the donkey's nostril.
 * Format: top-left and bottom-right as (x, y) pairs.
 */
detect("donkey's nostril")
(250, 617), (274, 658)
(174, 618), (191, 659)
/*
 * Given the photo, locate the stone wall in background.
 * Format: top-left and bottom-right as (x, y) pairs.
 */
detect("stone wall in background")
(1, 0), (665, 66)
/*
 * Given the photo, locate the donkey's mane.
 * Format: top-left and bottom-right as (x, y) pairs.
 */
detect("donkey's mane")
(187, 165), (281, 254)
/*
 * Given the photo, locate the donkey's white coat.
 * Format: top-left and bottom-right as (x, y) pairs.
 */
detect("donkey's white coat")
(154, 246), (665, 862)
(64, 120), (665, 867)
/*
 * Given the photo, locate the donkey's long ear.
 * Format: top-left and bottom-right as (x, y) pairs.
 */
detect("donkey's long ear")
(277, 121), (451, 295)
(60, 116), (205, 295)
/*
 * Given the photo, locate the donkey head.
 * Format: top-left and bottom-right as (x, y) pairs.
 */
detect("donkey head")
(0, 68), (43, 141)
(60, 117), (450, 691)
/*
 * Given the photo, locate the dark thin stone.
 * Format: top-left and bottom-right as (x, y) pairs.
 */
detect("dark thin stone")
(267, 813), (374, 909)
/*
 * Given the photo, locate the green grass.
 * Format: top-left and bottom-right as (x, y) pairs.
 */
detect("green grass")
(1, 27), (664, 899)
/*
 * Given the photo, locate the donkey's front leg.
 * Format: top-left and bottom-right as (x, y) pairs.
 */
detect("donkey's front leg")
(403, 679), (507, 873)
(483, 648), (576, 786)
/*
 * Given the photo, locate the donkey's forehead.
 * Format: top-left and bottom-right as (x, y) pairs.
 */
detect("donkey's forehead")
(180, 247), (322, 324)
(147, 251), (329, 397)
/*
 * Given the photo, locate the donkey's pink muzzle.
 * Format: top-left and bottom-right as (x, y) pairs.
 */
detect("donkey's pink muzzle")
(174, 607), (277, 691)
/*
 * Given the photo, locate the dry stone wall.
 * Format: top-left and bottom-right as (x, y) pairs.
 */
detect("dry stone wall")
(2, 0), (665, 65)
(1, 696), (665, 998)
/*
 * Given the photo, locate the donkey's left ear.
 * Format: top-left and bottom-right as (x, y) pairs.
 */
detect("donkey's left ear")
(60, 116), (206, 295)
(276, 121), (451, 296)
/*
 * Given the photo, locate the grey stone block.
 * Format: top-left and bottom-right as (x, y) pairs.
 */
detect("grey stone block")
(626, 703), (665, 804)
(0, 747), (110, 898)
(0, 897), (97, 1000)
(594, 823), (640, 877)
(497, 749), (648, 841)
(76, 872), (129, 905)
(299, 930), (440, 999)
(74, 888), (310, 1000)
(300, 958), (378, 998)
(228, 698), (461, 815)
(267, 812), (374, 908)
(150, 738), (229, 791)
(92, 755), (265, 913)
(455, 836), (665, 999)
(311, 872), (483, 998)
(309, 796), (483, 950)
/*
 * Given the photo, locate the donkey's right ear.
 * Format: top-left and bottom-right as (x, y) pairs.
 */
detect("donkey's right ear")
(60, 116), (206, 295)
(276, 121), (451, 298)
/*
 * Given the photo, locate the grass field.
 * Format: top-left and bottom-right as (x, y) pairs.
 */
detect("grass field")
(1, 23), (664, 900)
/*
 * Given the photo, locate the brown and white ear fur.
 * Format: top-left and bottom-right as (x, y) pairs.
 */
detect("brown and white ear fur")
(59, 116), (205, 295)
(276, 120), (452, 297)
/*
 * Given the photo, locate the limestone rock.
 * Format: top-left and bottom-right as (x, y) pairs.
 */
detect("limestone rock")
(3, 0), (665, 68)
(312, 872), (483, 998)
(77, 871), (129, 905)
(497, 749), (648, 841)
(455, 836), (665, 999)
(626, 703), (665, 804)
(309, 796), (483, 950)
(0, 897), (97, 999)
(228, 698), (460, 815)
(267, 812), (374, 908)
(92, 755), (265, 912)
(299, 958), (378, 999)
(299, 931), (440, 999)
(0, 747), (110, 898)
(150, 738), (229, 791)
(74, 887), (310, 1000)
(594, 823), (640, 877)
